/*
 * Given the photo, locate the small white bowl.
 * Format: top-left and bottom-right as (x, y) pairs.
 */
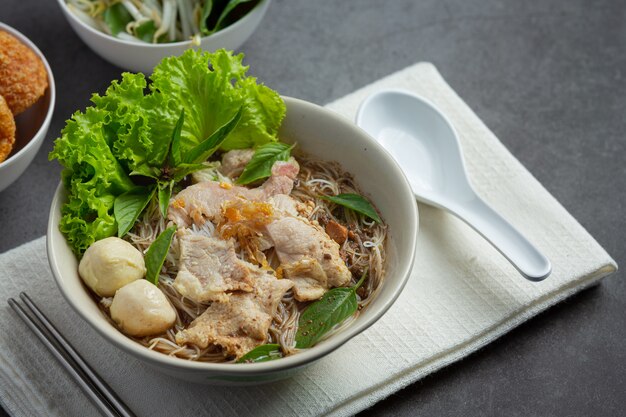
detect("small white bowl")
(0, 23), (55, 193)
(56, 0), (271, 73)
(47, 97), (418, 384)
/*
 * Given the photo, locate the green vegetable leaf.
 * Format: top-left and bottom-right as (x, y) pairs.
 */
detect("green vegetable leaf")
(222, 77), (285, 150)
(114, 186), (156, 237)
(49, 107), (136, 255)
(236, 344), (282, 363)
(145, 226), (176, 285)
(200, 0), (214, 35)
(49, 49), (285, 255)
(295, 270), (368, 349)
(237, 142), (294, 185)
(130, 164), (160, 179)
(182, 106), (243, 164)
(90, 72), (167, 172)
(170, 163), (209, 182)
(103, 3), (133, 36)
(321, 193), (382, 224)
(295, 288), (356, 349)
(150, 49), (284, 152)
(167, 109), (185, 167)
(134, 20), (166, 43)
(213, 0), (256, 32)
(157, 181), (174, 218)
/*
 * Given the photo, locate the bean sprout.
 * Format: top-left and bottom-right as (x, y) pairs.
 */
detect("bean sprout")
(65, 0), (261, 43)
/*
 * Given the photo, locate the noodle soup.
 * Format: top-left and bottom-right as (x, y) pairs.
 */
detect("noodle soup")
(49, 50), (413, 372)
(48, 94), (418, 382)
(106, 153), (388, 362)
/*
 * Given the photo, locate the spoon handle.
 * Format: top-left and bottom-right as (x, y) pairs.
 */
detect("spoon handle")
(450, 196), (551, 281)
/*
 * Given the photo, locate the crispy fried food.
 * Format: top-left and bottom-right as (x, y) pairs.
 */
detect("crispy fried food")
(0, 94), (16, 163)
(0, 31), (48, 115)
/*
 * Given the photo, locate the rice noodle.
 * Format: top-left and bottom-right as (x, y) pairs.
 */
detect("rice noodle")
(100, 154), (387, 362)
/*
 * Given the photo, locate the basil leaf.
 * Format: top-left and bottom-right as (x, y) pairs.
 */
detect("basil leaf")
(114, 186), (156, 237)
(171, 163), (210, 182)
(168, 109), (185, 167)
(321, 193), (382, 224)
(237, 142), (294, 185)
(130, 164), (160, 179)
(236, 344), (282, 363)
(182, 107), (243, 164)
(295, 288), (357, 349)
(103, 3), (133, 36)
(295, 269), (368, 349)
(157, 181), (174, 218)
(200, 0), (213, 35)
(145, 226), (176, 285)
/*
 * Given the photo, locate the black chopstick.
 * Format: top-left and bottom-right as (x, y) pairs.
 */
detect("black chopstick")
(8, 293), (137, 417)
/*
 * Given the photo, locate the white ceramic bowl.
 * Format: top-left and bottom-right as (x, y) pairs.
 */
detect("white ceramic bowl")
(56, 0), (271, 73)
(0, 23), (55, 193)
(47, 97), (418, 384)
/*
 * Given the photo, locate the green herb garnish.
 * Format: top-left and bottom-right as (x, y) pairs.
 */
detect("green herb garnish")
(237, 344), (283, 363)
(114, 187), (156, 238)
(237, 142), (294, 185)
(181, 108), (243, 164)
(295, 269), (368, 349)
(157, 181), (174, 218)
(145, 226), (177, 286)
(321, 193), (382, 223)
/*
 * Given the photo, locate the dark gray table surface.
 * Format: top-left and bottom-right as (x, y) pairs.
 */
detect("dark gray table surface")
(1, 0), (624, 416)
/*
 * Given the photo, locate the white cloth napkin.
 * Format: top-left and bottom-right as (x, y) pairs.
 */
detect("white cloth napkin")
(0, 63), (617, 417)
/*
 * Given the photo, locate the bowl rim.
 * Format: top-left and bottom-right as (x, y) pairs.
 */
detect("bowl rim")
(47, 96), (418, 375)
(0, 22), (56, 169)
(56, 0), (270, 48)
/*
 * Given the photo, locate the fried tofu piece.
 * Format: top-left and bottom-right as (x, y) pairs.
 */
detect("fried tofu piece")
(0, 30), (48, 115)
(0, 94), (15, 163)
(325, 220), (348, 245)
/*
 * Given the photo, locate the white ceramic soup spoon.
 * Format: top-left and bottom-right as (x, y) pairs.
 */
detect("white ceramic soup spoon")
(356, 89), (551, 281)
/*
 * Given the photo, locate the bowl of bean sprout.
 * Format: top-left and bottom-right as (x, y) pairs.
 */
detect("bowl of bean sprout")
(57, 0), (271, 73)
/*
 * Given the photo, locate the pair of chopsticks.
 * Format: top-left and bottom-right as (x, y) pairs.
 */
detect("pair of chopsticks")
(8, 293), (136, 417)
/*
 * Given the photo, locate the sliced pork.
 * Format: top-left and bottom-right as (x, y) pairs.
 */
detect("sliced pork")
(174, 233), (257, 302)
(267, 216), (352, 301)
(219, 149), (255, 178)
(175, 274), (293, 359)
(281, 257), (328, 300)
(268, 194), (298, 217)
(168, 158), (299, 227)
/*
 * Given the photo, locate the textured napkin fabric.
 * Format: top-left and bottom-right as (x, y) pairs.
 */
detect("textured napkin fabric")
(0, 63), (617, 417)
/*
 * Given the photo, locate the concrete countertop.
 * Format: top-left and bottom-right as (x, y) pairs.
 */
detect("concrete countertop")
(1, 0), (624, 415)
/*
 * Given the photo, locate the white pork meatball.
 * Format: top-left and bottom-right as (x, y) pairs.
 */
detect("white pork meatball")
(78, 237), (146, 297)
(110, 280), (176, 337)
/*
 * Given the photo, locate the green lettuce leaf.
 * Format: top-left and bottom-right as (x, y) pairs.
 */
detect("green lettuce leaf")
(223, 77), (286, 150)
(90, 72), (174, 172)
(49, 107), (135, 255)
(50, 49), (284, 256)
(150, 49), (285, 152)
